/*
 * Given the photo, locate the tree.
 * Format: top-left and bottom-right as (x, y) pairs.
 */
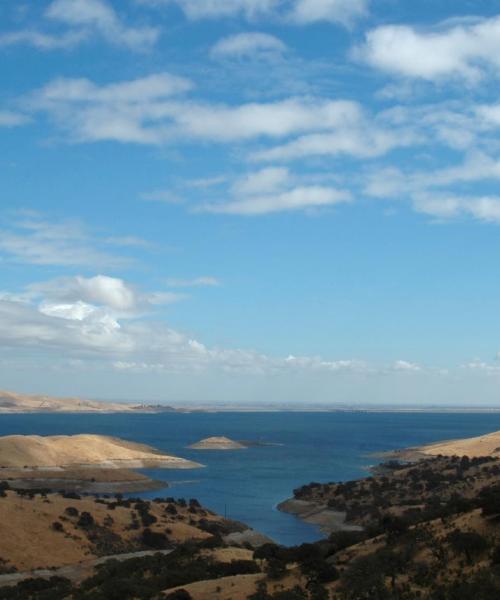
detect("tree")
(447, 530), (489, 564)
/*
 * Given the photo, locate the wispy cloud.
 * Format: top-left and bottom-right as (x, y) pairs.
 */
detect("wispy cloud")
(24, 77), (414, 162)
(0, 110), (30, 127)
(289, 0), (368, 26)
(211, 32), (287, 60)
(0, 214), (137, 267)
(199, 166), (351, 215)
(166, 276), (220, 287)
(1, 0), (160, 52)
(139, 0), (368, 26)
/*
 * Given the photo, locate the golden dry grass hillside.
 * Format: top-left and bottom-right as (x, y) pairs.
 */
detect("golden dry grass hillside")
(0, 434), (202, 470)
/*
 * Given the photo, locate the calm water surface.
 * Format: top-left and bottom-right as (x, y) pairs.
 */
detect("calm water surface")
(1, 411), (500, 545)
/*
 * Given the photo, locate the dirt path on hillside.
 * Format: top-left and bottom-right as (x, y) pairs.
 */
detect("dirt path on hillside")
(0, 548), (174, 587)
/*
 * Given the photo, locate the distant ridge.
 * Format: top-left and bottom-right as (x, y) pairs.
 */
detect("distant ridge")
(0, 389), (177, 414)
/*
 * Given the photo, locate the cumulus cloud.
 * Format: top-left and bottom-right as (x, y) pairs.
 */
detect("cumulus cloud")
(35, 275), (139, 311)
(211, 32), (287, 60)
(0, 284), (371, 375)
(356, 15), (500, 82)
(392, 360), (421, 372)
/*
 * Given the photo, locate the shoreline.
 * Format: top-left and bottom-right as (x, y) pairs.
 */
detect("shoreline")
(4, 407), (500, 414)
(2, 476), (167, 494)
(279, 427), (500, 536)
(277, 498), (362, 535)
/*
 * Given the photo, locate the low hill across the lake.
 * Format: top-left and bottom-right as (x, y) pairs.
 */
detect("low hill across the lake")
(188, 436), (247, 450)
(0, 434), (202, 470)
(0, 389), (178, 414)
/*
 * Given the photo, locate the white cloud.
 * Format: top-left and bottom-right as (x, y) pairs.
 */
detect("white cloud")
(30, 275), (184, 315)
(166, 277), (220, 287)
(198, 166), (350, 215)
(356, 16), (500, 82)
(140, 0), (368, 26)
(365, 152), (500, 201)
(0, 298), (131, 354)
(160, 0), (278, 20)
(463, 360), (500, 374)
(253, 127), (413, 161)
(0, 215), (133, 267)
(413, 193), (500, 223)
(0, 30), (85, 50)
(1, 0), (159, 52)
(211, 32), (287, 60)
(27, 76), (406, 158)
(392, 360), (421, 372)
(28, 73), (192, 144)
(141, 189), (184, 203)
(290, 0), (368, 26)
(231, 166), (290, 195)
(104, 235), (151, 247)
(0, 288), (368, 375)
(0, 110), (30, 127)
(202, 184), (350, 215)
(476, 103), (500, 127)
(32, 276), (137, 312)
(34, 73), (192, 104)
(46, 0), (160, 50)
(285, 355), (367, 371)
(170, 98), (363, 142)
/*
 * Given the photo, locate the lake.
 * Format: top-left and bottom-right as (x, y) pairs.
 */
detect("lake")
(1, 411), (500, 545)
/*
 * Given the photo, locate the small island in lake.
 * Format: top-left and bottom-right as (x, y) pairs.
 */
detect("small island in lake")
(188, 436), (247, 450)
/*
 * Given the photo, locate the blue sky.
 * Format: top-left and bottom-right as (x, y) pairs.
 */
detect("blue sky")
(1, 0), (500, 405)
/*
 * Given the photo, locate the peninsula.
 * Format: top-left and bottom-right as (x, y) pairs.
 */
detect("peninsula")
(400, 428), (500, 459)
(0, 434), (202, 493)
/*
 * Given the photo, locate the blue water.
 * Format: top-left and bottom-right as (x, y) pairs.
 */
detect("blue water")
(1, 411), (500, 545)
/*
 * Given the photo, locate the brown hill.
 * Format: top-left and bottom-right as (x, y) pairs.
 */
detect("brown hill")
(0, 434), (202, 470)
(415, 429), (500, 458)
(0, 491), (236, 573)
(0, 389), (139, 413)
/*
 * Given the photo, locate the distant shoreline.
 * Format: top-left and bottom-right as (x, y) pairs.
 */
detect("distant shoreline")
(4, 407), (500, 414)
(4, 387), (500, 414)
